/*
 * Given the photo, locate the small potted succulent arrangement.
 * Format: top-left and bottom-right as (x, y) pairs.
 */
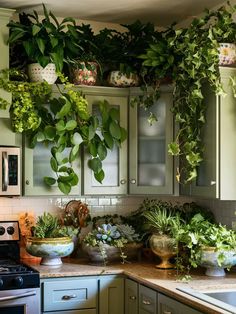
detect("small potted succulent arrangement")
(25, 212), (75, 266)
(83, 217), (141, 265)
(7, 4), (76, 83)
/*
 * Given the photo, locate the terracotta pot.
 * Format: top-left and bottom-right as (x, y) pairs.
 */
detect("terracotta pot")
(28, 63), (58, 84)
(107, 71), (139, 87)
(71, 62), (98, 86)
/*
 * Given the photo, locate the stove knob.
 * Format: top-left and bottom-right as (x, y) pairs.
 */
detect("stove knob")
(0, 227), (5, 236)
(13, 276), (23, 288)
(7, 226), (14, 235)
(0, 278), (3, 288)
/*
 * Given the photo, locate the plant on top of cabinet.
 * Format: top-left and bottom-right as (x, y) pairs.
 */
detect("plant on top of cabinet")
(167, 4), (236, 184)
(7, 4), (76, 82)
(0, 70), (127, 195)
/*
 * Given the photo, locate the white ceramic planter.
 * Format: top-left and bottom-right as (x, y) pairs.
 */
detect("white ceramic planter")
(218, 43), (236, 66)
(108, 71), (139, 87)
(28, 63), (58, 84)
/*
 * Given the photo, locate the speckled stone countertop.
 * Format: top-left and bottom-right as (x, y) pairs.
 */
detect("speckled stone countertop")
(24, 258), (236, 314)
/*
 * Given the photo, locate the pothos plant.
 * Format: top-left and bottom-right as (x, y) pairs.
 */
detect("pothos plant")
(0, 69), (127, 194)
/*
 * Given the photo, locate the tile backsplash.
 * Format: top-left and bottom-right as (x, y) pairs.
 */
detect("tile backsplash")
(0, 195), (235, 228)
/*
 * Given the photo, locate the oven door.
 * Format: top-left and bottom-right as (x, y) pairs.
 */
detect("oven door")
(0, 288), (40, 314)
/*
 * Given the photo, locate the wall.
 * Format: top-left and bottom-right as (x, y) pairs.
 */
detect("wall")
(1, 194), (236, 229)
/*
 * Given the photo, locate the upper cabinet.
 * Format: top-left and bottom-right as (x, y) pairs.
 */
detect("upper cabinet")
(129, 85), (174, 195)
(181, 67), (236, 200)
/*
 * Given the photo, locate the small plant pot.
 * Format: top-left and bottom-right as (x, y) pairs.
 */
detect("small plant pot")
(107, 71), (139, 87)
(218, 43), (236, 66)
(71, 62), (98, 86)
(25, 237), (74, 266)
(199, 247), (236, 276)
(28, 63), (58, 84)
(149, 234), (177, 269)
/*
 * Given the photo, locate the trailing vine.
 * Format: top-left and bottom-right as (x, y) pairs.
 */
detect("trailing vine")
(0, 69), (127, 194)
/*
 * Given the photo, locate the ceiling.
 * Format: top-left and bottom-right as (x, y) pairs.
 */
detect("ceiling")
(0, 0), (228, 26)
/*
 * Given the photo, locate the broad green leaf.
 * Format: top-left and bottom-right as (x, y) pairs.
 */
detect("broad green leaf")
(88, 124), (96, 141)
(98, 143), (107, 160)
(94, 169), (105, 183)
(50, 157), (58, 172)
(70, 173), (79, 186)
(56, 120), (65, 132)
(55, 99), (71, 119)
(109, 108), (119, 121)
(44, 177), (56, 186)
(55, 152), (63, 164)
(66, 119), (77, 130)
(32, 24), (41, 36)
(72, 144), (80, 157)
(88, 158), (102, 173)
(58, 166), (68, 172)
(72, 132), (83, 145)
(109, 121), (121, 139)
(36, 132), (45, 142)
(58, 181), (71, 195)
(120, 127), (127, 142)
(44, 126), (56, 140)
(103, 132), (114, 149)
(36, 37), (45, 55)
(89, 142), (97, 157)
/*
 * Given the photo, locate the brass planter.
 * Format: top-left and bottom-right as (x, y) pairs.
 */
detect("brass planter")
(149, 234), (177, 269)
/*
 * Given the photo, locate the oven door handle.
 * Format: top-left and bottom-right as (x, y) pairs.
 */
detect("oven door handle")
(2, 151), (9, 191)
(0, 291), (36, 302)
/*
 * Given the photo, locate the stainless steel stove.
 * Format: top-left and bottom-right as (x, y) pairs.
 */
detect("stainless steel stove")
(0, 221), (40, 314)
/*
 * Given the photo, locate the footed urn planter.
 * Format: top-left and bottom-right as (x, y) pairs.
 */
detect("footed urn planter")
(26, 237), (74, 266)
(199, 247), (236, 276)
(149, 234), (177, 269)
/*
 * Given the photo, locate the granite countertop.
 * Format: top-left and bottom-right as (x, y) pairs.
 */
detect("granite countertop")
(24, 258), (236, 314)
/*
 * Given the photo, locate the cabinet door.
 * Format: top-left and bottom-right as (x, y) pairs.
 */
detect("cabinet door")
(188, 67), (236, 200)
(125, 278), (138, 314)
(139, 284), (157, 314)
(158, 293), (203, 314)
(99, 276), (124, 314)
(42, 309), (96, 314)
(23, 140), (81, 196)
(0, 118), (21, 146)
(129, 86), (174, 195)
(83, 92), (128, 195)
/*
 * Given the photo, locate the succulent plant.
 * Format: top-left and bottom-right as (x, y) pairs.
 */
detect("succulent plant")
(116, 224), (140, 242)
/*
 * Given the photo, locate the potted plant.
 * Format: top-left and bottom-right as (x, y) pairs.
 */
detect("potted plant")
(7, 4), (76, 83)
(176, 213), (236, 277)
(65, 23), (102, 85)
(83, 222), (141, 265)
(142, 206), (182, 269)
(25, 212), (75, 266)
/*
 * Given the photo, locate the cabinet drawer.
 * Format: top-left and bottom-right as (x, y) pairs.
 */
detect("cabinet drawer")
(139, 284), (157, 314)
(42, 278), (97, 312)
(42, 310), (96, 314)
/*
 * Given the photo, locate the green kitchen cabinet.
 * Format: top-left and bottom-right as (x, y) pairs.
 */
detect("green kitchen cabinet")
(83, 86), (128, 195)
(129, 85), (174, 195)
(181, 67), (236, 200)
(139, 284), (157, 314)
(125, 278), (138, 314)
(0, 117), (21, 146)
(158, 293), (203, 314)
(41, 277), (97, 314)
(99, 276), (124, 314)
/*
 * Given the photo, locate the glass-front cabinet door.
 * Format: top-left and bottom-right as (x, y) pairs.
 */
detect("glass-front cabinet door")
(129, 86), (174, 194)
(83, 87), (128, 195)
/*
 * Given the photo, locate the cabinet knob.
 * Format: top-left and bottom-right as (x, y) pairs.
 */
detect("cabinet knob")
(163, 311), (172, 314)
(210, 180), (216, 186)
(129, 295), (136, 300)
(142, 299), (151, 305)
(130, 179), (136, 184)
(25, 180), (30, 185)
(120, 179), (127, 185)
(62, 294), (77, 300)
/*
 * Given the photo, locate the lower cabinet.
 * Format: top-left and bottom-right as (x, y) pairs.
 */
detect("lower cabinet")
(41, 275), (124, 314)
(158, 293), (202, 314)
(125, 280), (203, 314)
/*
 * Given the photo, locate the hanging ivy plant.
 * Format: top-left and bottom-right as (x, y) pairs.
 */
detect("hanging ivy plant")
(0, 70), (127, 194)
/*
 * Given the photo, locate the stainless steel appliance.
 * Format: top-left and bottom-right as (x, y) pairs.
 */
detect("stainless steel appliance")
(0, 147), (21, 196)
(0, 221), (40, 314)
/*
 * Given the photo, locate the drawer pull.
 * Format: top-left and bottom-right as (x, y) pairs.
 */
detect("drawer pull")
(142, 299), (151, 305)
(129, 295), (136, 300)
(62, 294), (77, 300)
(130, 179), (136, 184)
(163, 311), (172, 314)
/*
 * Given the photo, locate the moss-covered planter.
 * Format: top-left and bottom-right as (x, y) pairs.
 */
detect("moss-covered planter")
(26, 236), (74, 266)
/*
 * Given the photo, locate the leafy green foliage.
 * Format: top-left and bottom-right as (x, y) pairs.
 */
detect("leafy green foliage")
(7, 4), (76, 71)
(31, 212), (71, 238)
